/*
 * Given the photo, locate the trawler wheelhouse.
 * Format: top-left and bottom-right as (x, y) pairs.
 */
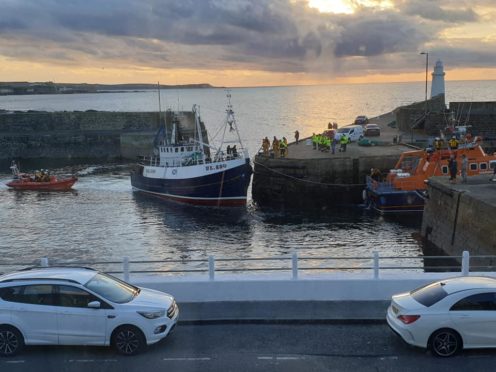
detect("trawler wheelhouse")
(130, 94), (252, 206)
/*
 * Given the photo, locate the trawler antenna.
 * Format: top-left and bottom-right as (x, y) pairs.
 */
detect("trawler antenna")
(157, 82), (168, 145)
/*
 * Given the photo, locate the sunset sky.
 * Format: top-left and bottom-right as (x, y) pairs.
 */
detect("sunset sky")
(1, 0), (496, 86)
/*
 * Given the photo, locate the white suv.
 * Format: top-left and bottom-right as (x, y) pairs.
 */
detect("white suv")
(0, 267), (179, 356)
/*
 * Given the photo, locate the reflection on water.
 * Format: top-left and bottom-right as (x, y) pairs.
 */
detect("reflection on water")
(0, 167), (425, 274)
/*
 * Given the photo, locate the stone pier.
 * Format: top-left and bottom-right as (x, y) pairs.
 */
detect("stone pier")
(0, 110), (206, 168)
(421, 175), (496, 257)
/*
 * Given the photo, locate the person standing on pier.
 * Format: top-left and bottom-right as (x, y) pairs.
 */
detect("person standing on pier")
(280, 137), (288, 157)
(272, 136), (279, 158)
(340, 134), (348, 152)
(294, 130), (299, 144)
(262, 137), (270, 156)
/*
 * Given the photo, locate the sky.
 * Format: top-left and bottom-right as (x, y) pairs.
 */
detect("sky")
(1, 0), (496, 87)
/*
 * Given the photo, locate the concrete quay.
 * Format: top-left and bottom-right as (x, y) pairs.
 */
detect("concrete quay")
(422, 175), (496, 257)
(252, 111), (416, 208)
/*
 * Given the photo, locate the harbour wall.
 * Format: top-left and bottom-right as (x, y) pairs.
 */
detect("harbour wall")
(0, 110), (161, 167)
(252, 154), (399, 208)
(421, 177), (496, 258)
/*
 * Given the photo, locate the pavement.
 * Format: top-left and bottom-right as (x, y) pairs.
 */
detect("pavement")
(429, 174), (496, 207)
(178, 300), (390, 324)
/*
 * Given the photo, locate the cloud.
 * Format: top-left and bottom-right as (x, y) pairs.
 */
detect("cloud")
(399, 0), (478, 22)
(334, 14), (428, 57)
(0, 0), (495, 79)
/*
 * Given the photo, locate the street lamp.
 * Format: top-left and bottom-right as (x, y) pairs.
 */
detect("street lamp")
(420, 51), (429, 113)
(418, 51), (429, 144)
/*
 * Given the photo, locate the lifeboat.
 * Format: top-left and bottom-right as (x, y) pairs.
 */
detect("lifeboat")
(6, 174), (78, 191)
(365, 143), (496, 214)
(5, 162), (77, 191)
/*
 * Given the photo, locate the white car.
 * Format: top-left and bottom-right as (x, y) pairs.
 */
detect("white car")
(0, 267), (179, 356)
(387, 276), (496, 357)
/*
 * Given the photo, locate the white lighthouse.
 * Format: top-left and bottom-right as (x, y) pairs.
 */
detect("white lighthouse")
(431, 59), (445, 98)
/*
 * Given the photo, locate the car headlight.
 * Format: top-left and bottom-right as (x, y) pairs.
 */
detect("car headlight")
(137, 310), (166, 319)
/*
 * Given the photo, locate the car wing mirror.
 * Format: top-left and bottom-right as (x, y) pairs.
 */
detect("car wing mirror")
(88, 301), (101, 309)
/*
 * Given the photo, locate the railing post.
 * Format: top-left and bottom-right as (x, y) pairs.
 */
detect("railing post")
(461, 251), (470, 276)
(292, 252), (298, 280)
(208, 255), (215, 281)
(40, 258), (49, 267)
(373, 251), (379, 279)
(123, 256), (130, 282)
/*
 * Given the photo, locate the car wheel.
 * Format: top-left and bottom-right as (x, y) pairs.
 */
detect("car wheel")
(429, 329), (462, 357)
(0, 326), (24, 357)
(112, 326), (146, 356)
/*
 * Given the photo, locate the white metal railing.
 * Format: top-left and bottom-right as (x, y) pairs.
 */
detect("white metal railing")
(0, 251), (491, 281)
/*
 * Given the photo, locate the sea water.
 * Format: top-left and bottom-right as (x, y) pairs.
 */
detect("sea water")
(0, 81), (494, 273)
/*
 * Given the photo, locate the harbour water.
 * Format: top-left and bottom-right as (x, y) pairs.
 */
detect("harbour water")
(1, 81), (495, 273)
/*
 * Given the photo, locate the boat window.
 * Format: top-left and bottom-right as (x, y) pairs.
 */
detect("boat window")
(491, 161), (496, 169)
(175, 148), (178, 153)
(398, 156), (420, 172)
(187, 146), (192, 151)
(181, 147), (184, 152)
(470, 163), (477, 171)
(480, 162), (488, 170)
(441, 165), (448, 174)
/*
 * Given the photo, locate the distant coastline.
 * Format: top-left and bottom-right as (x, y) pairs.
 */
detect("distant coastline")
(0, 81), (217, 96)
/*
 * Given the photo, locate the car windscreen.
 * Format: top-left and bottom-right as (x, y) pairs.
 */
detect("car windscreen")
(84, 272), (138, 303)
(337, 128), (350, 133)
(410, 282), (448, 307)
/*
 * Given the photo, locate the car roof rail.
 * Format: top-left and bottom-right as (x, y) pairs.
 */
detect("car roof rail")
(18, 265), (97, 272)
(0, 277), (81, 284)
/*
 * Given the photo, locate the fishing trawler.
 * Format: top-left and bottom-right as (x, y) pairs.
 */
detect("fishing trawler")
(130, 94), (252, 206)
(364, 141), (496, 214)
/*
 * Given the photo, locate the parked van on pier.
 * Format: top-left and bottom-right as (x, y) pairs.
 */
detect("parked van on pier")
(334, 125), (364, 142)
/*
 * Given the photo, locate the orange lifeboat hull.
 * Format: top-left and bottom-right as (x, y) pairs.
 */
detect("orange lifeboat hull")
(6, 175), (77, 191)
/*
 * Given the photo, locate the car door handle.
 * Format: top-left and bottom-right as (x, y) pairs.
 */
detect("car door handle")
(108, 315), (116, 319)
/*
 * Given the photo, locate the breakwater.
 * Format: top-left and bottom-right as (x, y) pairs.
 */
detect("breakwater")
(0, 110), (206, 168)
(0, 110), (159, 167)
(421, 176), (496, 257)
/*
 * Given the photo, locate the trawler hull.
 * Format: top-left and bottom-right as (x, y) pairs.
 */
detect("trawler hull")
(131, 159), (252, 206)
